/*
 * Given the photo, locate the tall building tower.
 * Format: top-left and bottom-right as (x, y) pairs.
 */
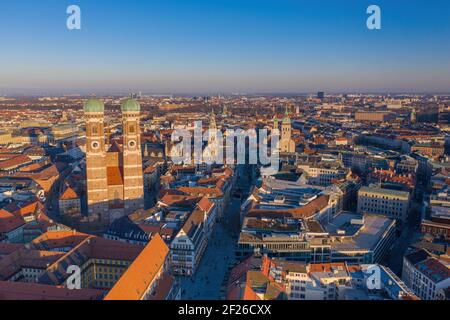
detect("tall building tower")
(317, 91), (325, 100)
(280, 107), (295, 153)
(222, 105), (228, 116)
(85, 98), (109, 218)
(273, 114), (279, 130)
(411, 108), (417, 124)
(204, 109), (219, 162)
(281, 107), (291, 140)
(121, 98), (145, 214)
(210, 108), (217, 131)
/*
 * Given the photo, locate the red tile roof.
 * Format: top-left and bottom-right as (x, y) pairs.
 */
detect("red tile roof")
(0, 155), (32, 171)
(0, 281), (103, 300)
(0, 249), (65, 280)
(0, 243), (24, 258)
(159, 194), (201, 208)
(104, 234), (169, 300)
(59, 186), (79, 200)
(0, 209), (25, 233)
(416, 258), (450, 283)
(178, 186), (223, 197)
(13, 200), (45, 219)
(198, 197), (215, 213)
(19, 162), (46, 172)
(148, 272), (175, 300)
(309, 262), (347, 273)
(248, 195), (330, 220)
(31, 230), (90, 250)
(182, 209), (205, 238)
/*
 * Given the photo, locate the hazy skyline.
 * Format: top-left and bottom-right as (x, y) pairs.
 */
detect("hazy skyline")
(1, 0), (450, 94)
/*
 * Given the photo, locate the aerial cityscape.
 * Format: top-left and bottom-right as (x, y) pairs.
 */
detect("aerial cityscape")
(0, 0), (450, 306)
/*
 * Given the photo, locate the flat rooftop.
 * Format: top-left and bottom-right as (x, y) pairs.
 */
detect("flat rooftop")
(256, 178), (324, 210)
(430, 205), (450, 219)
(324, 212), (395, 251)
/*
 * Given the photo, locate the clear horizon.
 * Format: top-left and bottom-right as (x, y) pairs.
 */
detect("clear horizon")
(3, 90), (450, 97)
(1, 0), (450, 94)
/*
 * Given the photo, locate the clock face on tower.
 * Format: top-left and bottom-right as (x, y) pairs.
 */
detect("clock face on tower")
(128, 140), (137, 149)
(91, 141), (100, 150)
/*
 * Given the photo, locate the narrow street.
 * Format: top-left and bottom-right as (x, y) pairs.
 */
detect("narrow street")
(179, 165), (253, 300)
(179, 198), (241, 299)
(384, 201), (423, 275)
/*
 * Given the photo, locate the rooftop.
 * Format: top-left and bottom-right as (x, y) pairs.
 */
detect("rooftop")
(0, 281), (103, 300)
(416, 257), (450, 284)
(359, 186), (410, 200)
(121, 98), (141, 113)
(84, 98), (104, 113)
(104, 234), (169, 300)
(325, 212), (396, 251)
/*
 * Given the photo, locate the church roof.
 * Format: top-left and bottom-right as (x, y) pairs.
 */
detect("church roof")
(84, 98), (104, 113)
(121, 98), (141, 112)
(107, 167), (124, 186)
(282, 106), (291, 124)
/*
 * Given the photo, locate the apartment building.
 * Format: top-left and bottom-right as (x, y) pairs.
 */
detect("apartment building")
(238, 183), (395, 264)
(357, 186), (410, 223)
(412, 143), (445, 159)
(170, 209), (207, 276)
(227, 256), (417, 300)
(0, 230), (178, 300)
(325, 213), (397, 264)
(58, 186), (81, 216)
(105, 234), (179, 300)
(355, 111), (396, 122)
(402, 249), (450, 300)
(286, 263), (353, 300)
(298, 162), (348, 186)
(0, 209), (26, 243)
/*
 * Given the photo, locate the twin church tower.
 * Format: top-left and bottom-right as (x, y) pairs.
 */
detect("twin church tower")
(84, 98), (144, 223)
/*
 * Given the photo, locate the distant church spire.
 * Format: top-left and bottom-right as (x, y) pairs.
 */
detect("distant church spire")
(223, 105), (228, 116)
(273, 115), (279, 130)
(210, 109), (217, 129)
(280, 105), (295, 153)
(273, 106), (279, 130)
(144, 142), (149, 157)
(283, 105), (291, 124)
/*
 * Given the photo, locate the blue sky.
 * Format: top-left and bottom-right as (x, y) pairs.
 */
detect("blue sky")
(1, 0), (450, 94)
